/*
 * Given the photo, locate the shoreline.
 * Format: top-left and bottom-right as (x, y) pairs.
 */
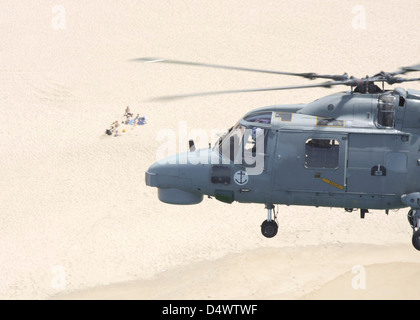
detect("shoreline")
(54, 243), (420, 300)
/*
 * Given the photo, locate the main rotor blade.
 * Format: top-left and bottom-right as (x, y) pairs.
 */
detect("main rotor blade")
(371, 72), (420, 85)
(132, 57), (348, 81)
(147, 80), (351, 101)
(390, 76), (420, 84)
(390, 63), (420, 75)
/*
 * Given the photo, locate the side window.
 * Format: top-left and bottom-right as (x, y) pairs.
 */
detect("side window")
(377, 94), (396, 128)
(305, 139), (340, 169)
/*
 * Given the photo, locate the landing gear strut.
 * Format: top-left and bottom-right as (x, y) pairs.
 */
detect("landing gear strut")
(408, 209), (420, 251)
(261, 204), (278, 238)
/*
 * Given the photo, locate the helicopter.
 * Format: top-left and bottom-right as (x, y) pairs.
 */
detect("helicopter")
(135, 58), (420, 251)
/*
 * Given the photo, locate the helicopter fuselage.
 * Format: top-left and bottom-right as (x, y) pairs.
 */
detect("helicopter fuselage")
(138, 57), (420, 247)
(146, 88), (420, 211)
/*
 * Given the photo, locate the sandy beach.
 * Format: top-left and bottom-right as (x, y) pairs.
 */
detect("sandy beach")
(2, 0), (420, 300)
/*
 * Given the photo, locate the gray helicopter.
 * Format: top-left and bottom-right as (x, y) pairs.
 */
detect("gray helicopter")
(135, 58), (420, 251)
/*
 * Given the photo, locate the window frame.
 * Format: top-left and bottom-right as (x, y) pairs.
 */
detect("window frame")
(304, 138), (340, 170)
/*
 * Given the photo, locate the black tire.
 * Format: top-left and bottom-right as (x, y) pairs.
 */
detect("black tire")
(261, 220), (278, 238)
(408, 209), (414, 228)
(412, 229), (420, 251)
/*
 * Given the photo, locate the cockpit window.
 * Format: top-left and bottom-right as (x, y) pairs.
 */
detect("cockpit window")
(218, 123), (246, 162)
(377, 94), (396, 128)
(244, 112), (272, 124)
(216, 123), (267, 165)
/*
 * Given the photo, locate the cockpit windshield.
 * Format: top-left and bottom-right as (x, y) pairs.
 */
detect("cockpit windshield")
(215, 122), (267, 165)
(216, 123), (246, 161)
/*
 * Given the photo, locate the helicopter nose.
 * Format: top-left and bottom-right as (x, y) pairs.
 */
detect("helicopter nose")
(145, 150), (189, 187)
(145, 160), (179, 187)
(146, 149), (212, 186)
(145, 149), (211, 204)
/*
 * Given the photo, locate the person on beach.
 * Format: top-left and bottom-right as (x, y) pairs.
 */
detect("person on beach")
(124, 106), (133, 117)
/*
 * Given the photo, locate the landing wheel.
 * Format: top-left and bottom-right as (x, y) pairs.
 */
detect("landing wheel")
(408, 209), (420, 251)
(408, 209), (415, 229)
(412, 229), (420, 251)
(261, 220), (278, 238)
